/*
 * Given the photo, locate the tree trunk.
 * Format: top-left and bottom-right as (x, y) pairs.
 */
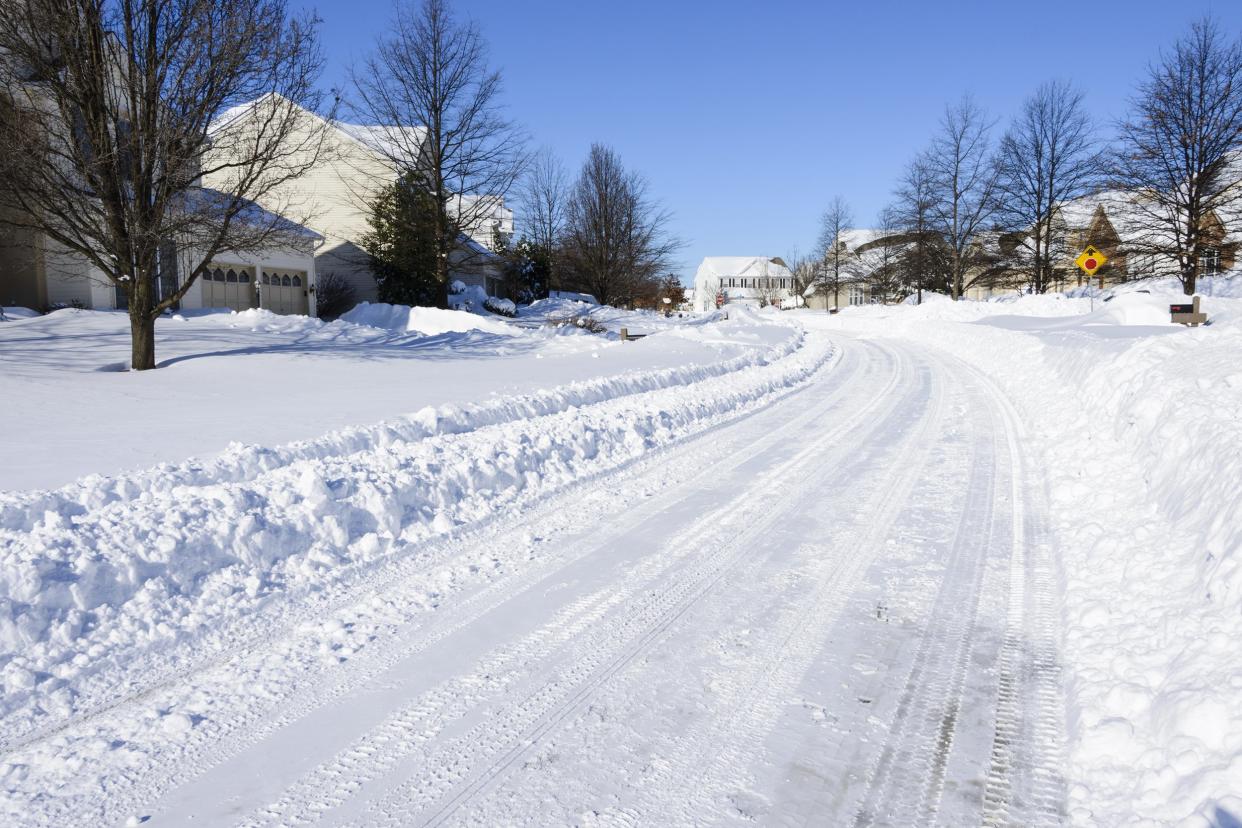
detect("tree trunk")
(130, 308), (156, 370)
(1183, 261), (1197, 296)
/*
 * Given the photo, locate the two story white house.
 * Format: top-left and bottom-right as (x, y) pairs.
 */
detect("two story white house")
(692, 256), (795, 312)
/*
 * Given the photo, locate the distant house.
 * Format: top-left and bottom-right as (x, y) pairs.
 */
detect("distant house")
(692, 256), (794, 312)
(802, 229), (888, 310)
(203, 94), (513, 306)
(966, 186), (1241, 300)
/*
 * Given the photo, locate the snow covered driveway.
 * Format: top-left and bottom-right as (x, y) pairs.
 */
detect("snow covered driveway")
(2, 332), (1068, 826)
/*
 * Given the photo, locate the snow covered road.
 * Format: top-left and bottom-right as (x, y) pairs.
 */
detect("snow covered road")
(3, 332), (1069, 826)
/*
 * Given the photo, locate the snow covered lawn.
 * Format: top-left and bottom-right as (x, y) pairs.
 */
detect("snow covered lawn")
(0, 301), (739, 491)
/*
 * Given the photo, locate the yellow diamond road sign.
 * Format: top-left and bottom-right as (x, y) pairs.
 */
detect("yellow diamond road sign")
(1075, 245), (1108, 276)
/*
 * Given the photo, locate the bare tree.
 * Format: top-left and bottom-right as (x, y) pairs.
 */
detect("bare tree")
(815, 195), (853, 311)
(560, 143), (680, 307)
(994, 80), (1102, 294)
(857, 207), (905, 303)
(784, 247), (816, 308)
(1114, 17), (1242, 295)
(891, 156), (945, 303)
(925, 96), (999, 300)
(518, 146), (568, 289)
(0, 0), (328, 369)
(352, 0), (527, 303)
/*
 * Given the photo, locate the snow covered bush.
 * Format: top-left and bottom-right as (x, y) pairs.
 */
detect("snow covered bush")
(483, 296), (516, 317)
(546, 313), (607, 334)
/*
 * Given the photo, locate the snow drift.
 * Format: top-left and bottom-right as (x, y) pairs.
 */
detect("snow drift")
(341, 301), (515, 336)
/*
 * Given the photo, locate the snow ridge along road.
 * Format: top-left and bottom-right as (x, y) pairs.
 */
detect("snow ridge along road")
(2, 328), (1070, 826)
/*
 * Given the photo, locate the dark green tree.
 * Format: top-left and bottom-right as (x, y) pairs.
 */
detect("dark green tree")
(362, 173), (441, 306)
(500, 236), (552, 305)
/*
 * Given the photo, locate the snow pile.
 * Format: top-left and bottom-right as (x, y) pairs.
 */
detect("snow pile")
(0, 313), (829, 745)
(519, 297), (719, 334)
(818, 278), (1242, 826)
(0, 307), (39, 322)
(341, 302), (515, 336)
(547, 290), (599, 305)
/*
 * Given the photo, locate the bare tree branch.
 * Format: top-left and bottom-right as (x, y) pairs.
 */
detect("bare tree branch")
(350, 0), (527, 302)
(559, 143), (681, 307)
(0, 0), (329, 369)
(994, 80), (1103, 293)
(1112, 17), (1242, 295)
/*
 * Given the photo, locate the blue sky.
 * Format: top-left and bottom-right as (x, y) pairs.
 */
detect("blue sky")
(299, 0), (1242, 283)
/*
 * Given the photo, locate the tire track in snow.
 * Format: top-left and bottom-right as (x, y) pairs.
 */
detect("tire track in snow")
(4, 339), (843, 827)
(236, 342), (918, 828)
(967, 360), (1068, 828)
(611, 341), (950, 825)
(852, 363), (1006, 827)
(850, 347), (1068, 827)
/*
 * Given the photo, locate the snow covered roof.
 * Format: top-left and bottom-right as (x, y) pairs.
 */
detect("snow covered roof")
(1056, 192), (1114, 229)
(836, 228), (885, 251)
(694, 257), (792, 281)
(335, 122), (427, 164)
(209, 93), (427, 166)
(176, 187), (323, 241)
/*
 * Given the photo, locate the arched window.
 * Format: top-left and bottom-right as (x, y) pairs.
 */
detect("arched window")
(281, 275), (291, 287)
(213, 268), (225, 282)
(292, 275), (302, 287)
(239, 272), (250, 283)
(226, 269), (238, 283)
(261, 274), (270, 285)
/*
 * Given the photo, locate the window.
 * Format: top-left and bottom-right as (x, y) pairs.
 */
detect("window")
(261, 274), (270, 285)
(281, 275), (292, 287)
(226, 269), (237, 283)
(848, 285), (866, 306)
(213, 268), (225, 282)
(1200, 247), (1221, 277)
(239, 273), (250, 283)
(292, 275), (301, 287)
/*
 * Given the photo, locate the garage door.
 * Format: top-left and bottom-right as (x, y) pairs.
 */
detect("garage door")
(261, 270), (308, 316)
(202, 266), (256, 311)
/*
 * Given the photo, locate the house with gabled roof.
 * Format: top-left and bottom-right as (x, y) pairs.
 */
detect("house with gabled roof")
(204, 94), (513, 307)
(0, 71), (322, 315)
(692, 256), (795, 312)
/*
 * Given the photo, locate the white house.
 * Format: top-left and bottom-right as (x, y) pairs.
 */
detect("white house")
(692, 256), (795, 312)
(204, 94), (513, 305)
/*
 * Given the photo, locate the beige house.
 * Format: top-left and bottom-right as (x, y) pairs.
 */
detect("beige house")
(0, 213), (321, 316)
(204, 94), (513, 305)
(0, 75), (321, 315)
(965, 189), (1241, 300)
(803, 229), (885, 310)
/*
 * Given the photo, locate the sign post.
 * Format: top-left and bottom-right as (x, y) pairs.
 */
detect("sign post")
(1074, 245), (1108, 310)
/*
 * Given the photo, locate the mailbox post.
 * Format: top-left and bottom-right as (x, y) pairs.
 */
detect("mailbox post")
(1170, 296), (1208, 326)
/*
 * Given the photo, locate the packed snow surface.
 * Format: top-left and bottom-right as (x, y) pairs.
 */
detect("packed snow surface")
(2, 281), (1240, 827)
